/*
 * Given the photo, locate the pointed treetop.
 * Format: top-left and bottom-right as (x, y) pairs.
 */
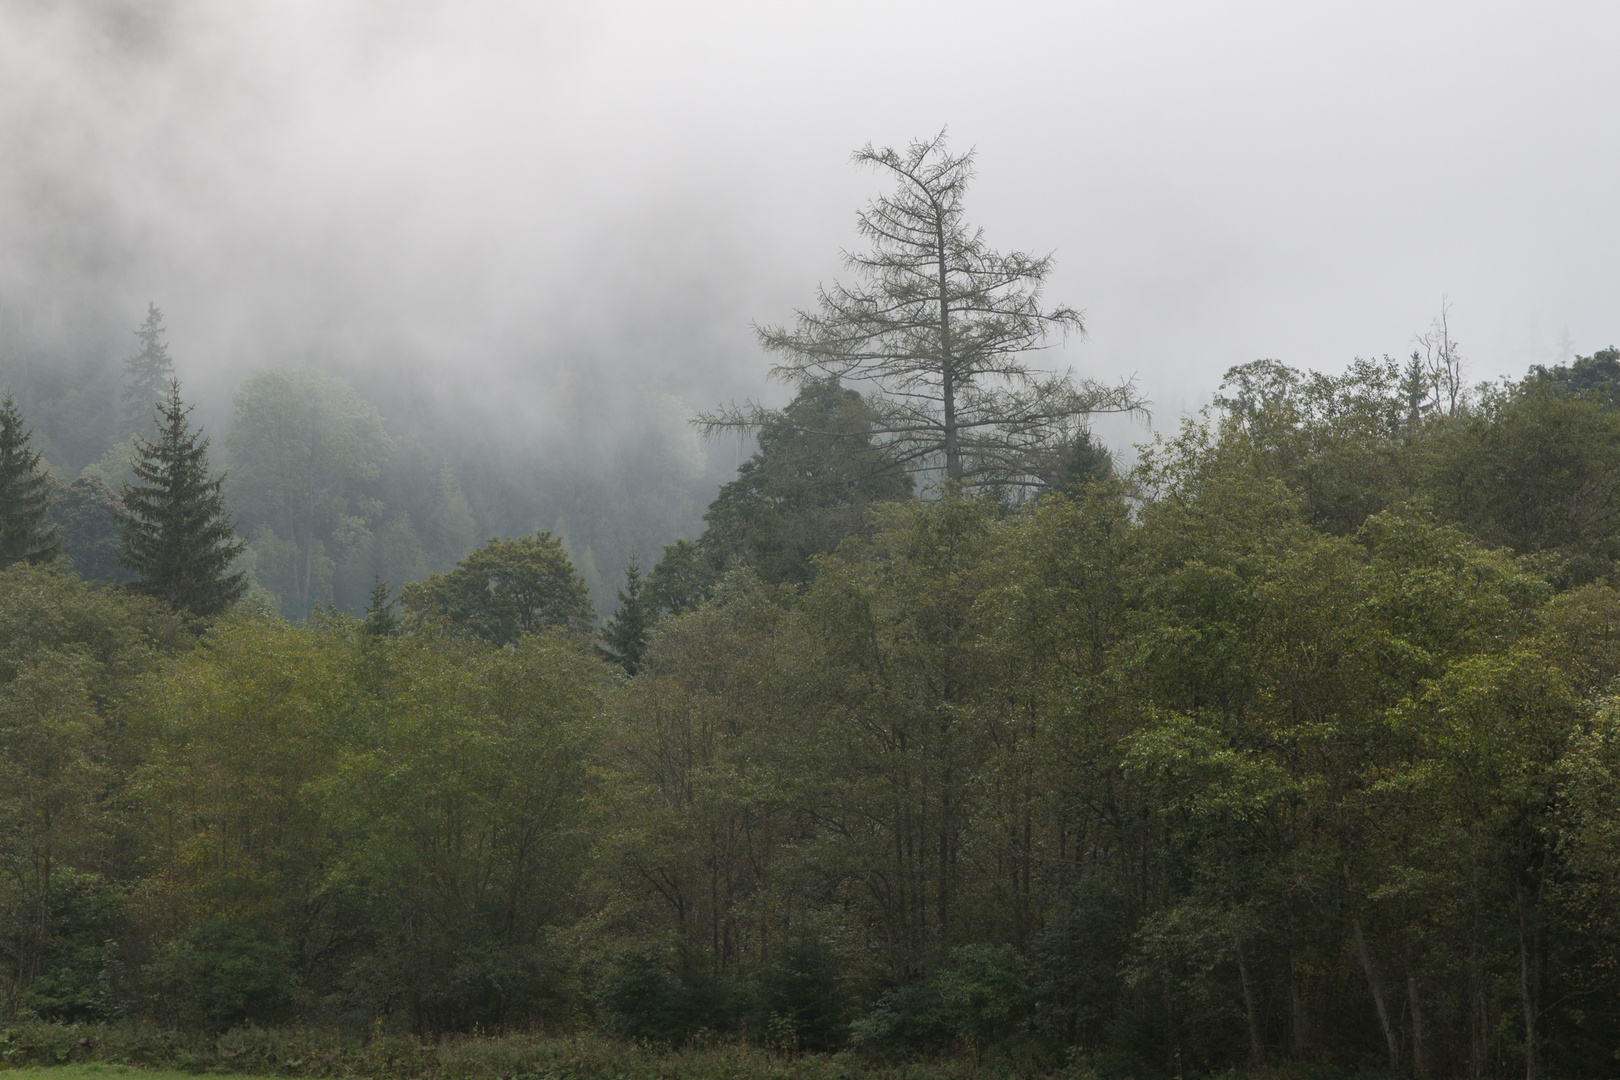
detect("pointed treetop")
(0, 393), (60, 568)
(122, 303), (176, 434)
(117, 379), (247, 616)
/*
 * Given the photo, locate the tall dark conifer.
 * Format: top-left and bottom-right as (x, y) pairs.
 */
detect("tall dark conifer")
(599, 555), (649, 674)
(0, 393), (60, 567)
(117, 380), (247, 615)
(121, 304), (175, 437)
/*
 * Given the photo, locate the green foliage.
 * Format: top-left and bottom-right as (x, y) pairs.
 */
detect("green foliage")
(117, 381), (247, 616)
(1528, 345), (1620, 408)
(46, 476), (127, 582)
(14, 341), (1620, 1077)
(400, 532), (593, 645)
(362, 575), (398, 636)
(1426, 380), (1620, 583)
(598, 556), (649, 673)
(0, 392), (60, 567)
(700, 380), (912, 587)
(143, 919), (295, 1032)
(643, 538), (714, 617)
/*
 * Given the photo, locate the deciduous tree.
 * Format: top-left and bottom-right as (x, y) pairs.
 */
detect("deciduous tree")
(400, 532), (592, 645)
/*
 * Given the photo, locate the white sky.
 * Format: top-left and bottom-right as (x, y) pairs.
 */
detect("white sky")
(3, 0), (1617, 451)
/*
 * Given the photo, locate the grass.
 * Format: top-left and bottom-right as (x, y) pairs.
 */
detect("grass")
(2, 1068), (195, 1080)
(0, 1022), (1106, 1080)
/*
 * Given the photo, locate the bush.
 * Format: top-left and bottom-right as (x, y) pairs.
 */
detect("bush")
(850, 946), (1034, 1058)
(16, 869), (124, 1022)
(596, 954), (750, 1045)
(142, 919), (296, 1031)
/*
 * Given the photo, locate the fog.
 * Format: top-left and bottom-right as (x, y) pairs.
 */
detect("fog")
(3, 0), (1618, 581)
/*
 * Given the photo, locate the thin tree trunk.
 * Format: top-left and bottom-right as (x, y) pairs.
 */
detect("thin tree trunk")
(1236, 937), (1265, 1064)
(1350, 911), (1400, 1073)
(1287, 926), (1310, 1059)
(1344, 860), (1399, 1072)
(1403, 921), (1427, 1078)
(935, 219), (959, 481)
(1517, 885), (1538, 1080)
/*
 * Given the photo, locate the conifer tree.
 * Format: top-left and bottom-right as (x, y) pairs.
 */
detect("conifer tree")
(117, 381), (247, 615)
(599, 555), (649, 674)
(362, 575), (399, 637)
(0, 393), (60, 567)
(121, 304), (175, 436)
(704, 132), (1143, 488)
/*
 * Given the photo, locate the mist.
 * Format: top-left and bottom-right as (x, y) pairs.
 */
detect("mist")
(4, 0), (1618, 605)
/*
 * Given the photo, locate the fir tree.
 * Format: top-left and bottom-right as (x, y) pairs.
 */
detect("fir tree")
(363, 575), (399, 637)
(117, 380), (247, 615)
(0, 393), (60, 567)
(121, 303), (175, 436)
(599, 555), (649, 674)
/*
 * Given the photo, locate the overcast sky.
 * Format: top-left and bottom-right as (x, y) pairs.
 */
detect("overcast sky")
(3, 0), (1617, 450)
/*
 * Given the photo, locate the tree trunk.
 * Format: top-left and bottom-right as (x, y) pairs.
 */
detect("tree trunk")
(1236, 936), (1265, 1064)
(1350, 911), (1400, 1073)
(1287, 926), (1310, 1059)
(934, 219), (959, 482)
(1403, 923), (1427, 1078)
(1517, 886), (1539, 1080)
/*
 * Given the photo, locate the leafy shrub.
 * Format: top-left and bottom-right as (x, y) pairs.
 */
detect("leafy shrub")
(596, 954), (750, 1045)
(851, 946), (1034, 1057)
(17, 869), (124, 1022)
(143, 919), (296, 1031)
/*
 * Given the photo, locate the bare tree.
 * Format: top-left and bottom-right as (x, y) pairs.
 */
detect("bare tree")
(1417, 298), (1467, 417)
(701, 131), (1144, 487)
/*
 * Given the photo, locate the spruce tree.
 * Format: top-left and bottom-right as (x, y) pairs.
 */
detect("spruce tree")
(121, 304), (175, 437)
(362, 575), (399, 637)
(0, 393), (60, 567)
(599, 555), (649, 674)
(117, 380), (247, 615)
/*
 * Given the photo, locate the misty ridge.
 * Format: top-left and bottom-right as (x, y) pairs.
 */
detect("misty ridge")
(1, 2), (1614, 620)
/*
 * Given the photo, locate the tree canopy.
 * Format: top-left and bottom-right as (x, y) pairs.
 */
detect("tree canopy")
(399, 531), (592, 645)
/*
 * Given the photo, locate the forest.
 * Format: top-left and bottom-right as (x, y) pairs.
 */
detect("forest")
(3, 137), (1620, 1080)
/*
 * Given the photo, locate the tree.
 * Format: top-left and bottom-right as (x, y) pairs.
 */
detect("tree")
(0, 394), (59, 568)
(45, 476), (125, 582)
(704, 131), (1143, 487)
(699, 379), (911, 585)
(117, 381), (248, 616)
(599, 556), (649, 674)
(1528, 345), (1620, 409)
(399, 532), (592, 645)
(121, 304), (175, 437)
(1425, 380), (1620, 584)
(361, 575), (398, 637)
(227, 368), (390, 618)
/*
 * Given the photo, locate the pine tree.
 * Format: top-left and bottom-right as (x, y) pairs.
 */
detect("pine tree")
(0, 393), (60, 567)
(121, 304), (175, 437)
(599, 555), (649, 674)
(117, 380), (247, 615)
